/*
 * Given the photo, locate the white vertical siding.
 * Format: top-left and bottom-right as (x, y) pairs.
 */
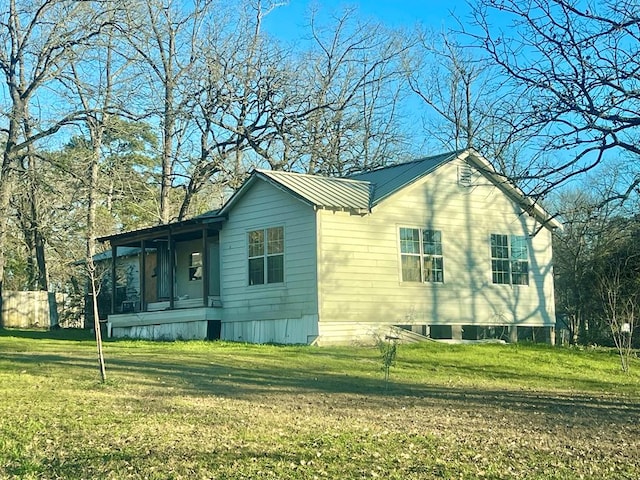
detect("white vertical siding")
(219, 179), (319, 343)
(317, 159), (556, 343)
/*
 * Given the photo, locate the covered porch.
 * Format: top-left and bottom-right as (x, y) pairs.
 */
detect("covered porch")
(98, 212), (225, 340)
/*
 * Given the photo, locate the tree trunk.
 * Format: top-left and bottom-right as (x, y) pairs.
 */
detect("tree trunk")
(0, 172), (12, 328)
(27, 150), (48, 291)
(160, 91), (174, 224)
(86, 128), (107, 382)
(90, 266), (107, 383)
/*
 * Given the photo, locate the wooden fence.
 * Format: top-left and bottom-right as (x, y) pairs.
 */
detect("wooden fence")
(1, 291), (61, 329)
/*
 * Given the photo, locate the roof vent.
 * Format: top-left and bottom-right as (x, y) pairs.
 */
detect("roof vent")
(458, 164), (473, 187)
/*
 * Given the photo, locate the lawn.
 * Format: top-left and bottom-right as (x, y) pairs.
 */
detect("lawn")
(1, 329), (639, 479)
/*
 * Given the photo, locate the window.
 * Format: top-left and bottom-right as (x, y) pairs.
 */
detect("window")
(248, 226), (284, 285)
(189, 252), (202, 281)
(490, 234), (510, 284)
(399, 227), (444, 283)
(510, 236), (529, 285)
(490, 234), (529, 285)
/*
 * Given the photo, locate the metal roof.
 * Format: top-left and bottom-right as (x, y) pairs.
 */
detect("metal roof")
(348, 150), (464, 205)
(251, 151), (465, 211)
(101, 149), (561, 246)
(98, 212), (225, 245)
(252, 169), (373, 211)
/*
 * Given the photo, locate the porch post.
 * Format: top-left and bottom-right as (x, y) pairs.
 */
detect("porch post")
(202, 227), (209, 307)
(110, 244), (117, 315)
(168, 230), (175, 309)
(140, 240), (146, 312)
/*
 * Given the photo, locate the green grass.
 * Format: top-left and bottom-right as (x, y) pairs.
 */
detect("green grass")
(1, 329), (639, 479)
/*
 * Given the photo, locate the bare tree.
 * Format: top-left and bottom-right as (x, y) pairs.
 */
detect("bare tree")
(175, 0), (294, 219)
(176, 4), (411, 218)
(598, 254), (638, 373)
(68, 42), (120, 382)
(0, 0), (112, 325)
(552, 188), (610, 344)
(552, 163), (640, 352)
(121, 0), (216, 224)
(298, 8), (410, 176)
(405, 29), (532, 179)
(11, 155), (49, 291)
(471, 0), (640, 201)
(407, 32), (481, 151)
(594, 215), (640, 372)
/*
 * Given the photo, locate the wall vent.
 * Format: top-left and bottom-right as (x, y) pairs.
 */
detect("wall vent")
(458, 164), (473, 187)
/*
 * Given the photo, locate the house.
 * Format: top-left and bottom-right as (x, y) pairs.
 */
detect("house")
(99, 149), (561, 345)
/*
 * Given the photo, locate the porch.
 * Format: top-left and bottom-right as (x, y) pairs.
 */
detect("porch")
(107, 304), (223, 340)
(99, 212), (225, 341)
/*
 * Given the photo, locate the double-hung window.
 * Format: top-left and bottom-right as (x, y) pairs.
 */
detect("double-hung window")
(490, 234), (529, 285)
(248, 226), (284, 285)
(399, 227), (444, 283)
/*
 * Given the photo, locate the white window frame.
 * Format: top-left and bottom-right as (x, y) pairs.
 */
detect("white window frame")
(490, 234), (529, 286)
(188, 252), (202, 281)
(248, 226), (284, 286)
(399, 227), (444, 283)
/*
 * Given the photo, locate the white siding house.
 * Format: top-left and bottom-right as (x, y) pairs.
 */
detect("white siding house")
(100, 149), (560, 344)
(218, 177), (319, 344)
(316, 155), (556, 344)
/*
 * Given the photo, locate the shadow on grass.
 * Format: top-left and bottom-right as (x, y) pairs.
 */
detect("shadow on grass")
(2, 341), (639, 430)
(107, 356), (640, 420)
(0, 327), (94, 341)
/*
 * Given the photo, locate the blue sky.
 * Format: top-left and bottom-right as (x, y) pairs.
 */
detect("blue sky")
(262, 2), (629, 199)
(260, 0), (478, 155)
(261, 0), (473, 39)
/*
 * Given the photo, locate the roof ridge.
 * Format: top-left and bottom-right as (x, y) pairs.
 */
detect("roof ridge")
(349, 149), (465, 176)
(256, 168), (372, 185)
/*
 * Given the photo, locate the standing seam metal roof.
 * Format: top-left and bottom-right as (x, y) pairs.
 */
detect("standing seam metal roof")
(255, 169), (372, 210)
(101, 149), (560, 245)
(347, 150), (464, 205)
(255, 151), (464, 210)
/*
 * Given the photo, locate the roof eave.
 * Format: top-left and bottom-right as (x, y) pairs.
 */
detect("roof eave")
(98, 214), (226, 245)
(464, 150), (562, 231)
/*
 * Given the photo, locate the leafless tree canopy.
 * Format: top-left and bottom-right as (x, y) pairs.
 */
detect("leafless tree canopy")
(1, 0), (639, 349)
(0, 0), (413, 317)
(470, 0), (640, 200)
(404, 29), (530, 180)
